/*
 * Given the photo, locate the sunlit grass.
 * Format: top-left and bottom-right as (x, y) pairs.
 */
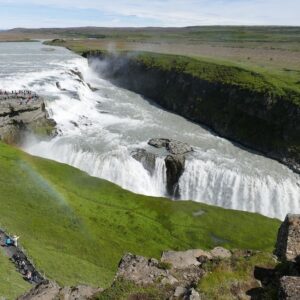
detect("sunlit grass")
(0, 142), (280, 297)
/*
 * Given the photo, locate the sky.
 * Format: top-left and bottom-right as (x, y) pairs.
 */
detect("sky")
(0, 0), (299, 29)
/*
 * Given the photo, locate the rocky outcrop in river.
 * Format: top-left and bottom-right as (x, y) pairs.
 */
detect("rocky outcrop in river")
(0, 91), (56, 144)
(132, 138), (193, 196)
(85, 51), (300, 173)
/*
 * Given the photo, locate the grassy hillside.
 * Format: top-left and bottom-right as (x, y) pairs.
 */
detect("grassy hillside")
(133, 52), (300, 101)
(0, 142), (280, 296)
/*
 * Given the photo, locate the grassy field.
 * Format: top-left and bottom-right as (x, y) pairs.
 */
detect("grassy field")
(1, 26), (299, 69)
(0, 141), (280, 298)
(46, 39), (300, 107)
(133, 52), (300, 99)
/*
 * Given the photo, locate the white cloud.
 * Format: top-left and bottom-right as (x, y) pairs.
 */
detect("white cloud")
(0, 0), (299, 27)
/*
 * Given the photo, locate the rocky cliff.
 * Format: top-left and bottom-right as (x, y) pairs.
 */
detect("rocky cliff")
(84, 51), (300, 173)
(0, 91), (56, 145)
(132, 138), (193, 197)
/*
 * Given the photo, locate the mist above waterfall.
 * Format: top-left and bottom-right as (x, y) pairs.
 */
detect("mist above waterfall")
(0, 42), (299, 220)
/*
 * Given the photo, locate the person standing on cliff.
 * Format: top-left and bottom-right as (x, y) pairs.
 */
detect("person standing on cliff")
(12, 235), (20, 247)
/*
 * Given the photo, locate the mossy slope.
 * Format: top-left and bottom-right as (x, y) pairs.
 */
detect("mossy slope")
(0, 142), (280, 293)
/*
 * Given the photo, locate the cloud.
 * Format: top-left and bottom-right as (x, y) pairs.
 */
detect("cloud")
(0, 0), (299, 28)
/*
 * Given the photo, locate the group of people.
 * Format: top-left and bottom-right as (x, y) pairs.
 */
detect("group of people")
(11, 252), (36, 283)
(5, 234), (19, 247)
(0, 89), (39, 103)
(1, 232), (44, 283)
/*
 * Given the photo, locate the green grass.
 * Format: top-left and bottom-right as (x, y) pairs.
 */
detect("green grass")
(133, 52), (300, 103)
(0, 248), (31, 299)
(7, 26), (300, 45)
(198, 251), (278, 299)
(0, 142), (280, 294)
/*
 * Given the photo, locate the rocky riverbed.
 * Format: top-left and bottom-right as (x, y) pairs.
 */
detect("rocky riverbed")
(0, 90), (56, 144)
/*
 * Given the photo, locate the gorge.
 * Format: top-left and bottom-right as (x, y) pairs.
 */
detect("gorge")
(0, 41), (299, 220)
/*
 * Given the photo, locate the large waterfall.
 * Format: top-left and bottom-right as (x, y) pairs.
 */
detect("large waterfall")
(0, 42), (299, 220)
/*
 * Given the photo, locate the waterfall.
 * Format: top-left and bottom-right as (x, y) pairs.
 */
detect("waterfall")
(1, 42), (299, 220)
(179, 159), (300, 220)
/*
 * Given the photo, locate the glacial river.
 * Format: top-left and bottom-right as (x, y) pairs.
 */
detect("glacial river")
(0, 42), (299, 220)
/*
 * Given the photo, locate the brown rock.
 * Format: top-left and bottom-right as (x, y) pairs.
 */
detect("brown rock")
(275, 214), (300, 261)
(210, 247), (232, 259)
(161, 249), (212, 269)
(279, 276), (300, 300)
(117, 253), (167, 285)
(165, 154), (185, 196)
(18, 280), (102, 300)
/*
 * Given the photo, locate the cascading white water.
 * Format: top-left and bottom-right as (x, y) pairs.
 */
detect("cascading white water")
(179, 159), (300, 220)
(0, 42), (299, 220)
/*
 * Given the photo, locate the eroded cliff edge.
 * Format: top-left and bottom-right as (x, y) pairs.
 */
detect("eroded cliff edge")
(0, 91), (56, 145)
(84, 50), (300, 173)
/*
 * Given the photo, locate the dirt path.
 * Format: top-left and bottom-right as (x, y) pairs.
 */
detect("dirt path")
(0, 229), (45, 285)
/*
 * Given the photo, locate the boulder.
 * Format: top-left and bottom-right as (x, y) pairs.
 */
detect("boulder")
(174, 286), (187, 297)
(148, 138), (193, 155)
(275, 214), (300, 261)
(18, 280), (102, 300)
(165, 154), (185, 196)
(167, 140), (193, 155)
(17, 281), (60, 300)
(131, 149), (157, 175)
(161, 275), (178, 285)
(117, 253), (168, 285)
(279, 276), (300, 300)
(210, 247), (232, 259)
(148, 138), (170, 149)
(187, 288), (201, 300)
(161, 249), (212, 269)
(59, 285), (103, 299)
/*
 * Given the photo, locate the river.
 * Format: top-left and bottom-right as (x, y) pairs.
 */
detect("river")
(0, 42), (299, 220)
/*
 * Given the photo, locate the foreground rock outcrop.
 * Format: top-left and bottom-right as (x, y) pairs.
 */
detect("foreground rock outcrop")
(19, 213), (300, 299)
(275, 214), (300, 299)
(275, 214), (300, 262)
(17, 280), (102, 300)
(0, 90), (56, 144)
(116, 251), (205, 299)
